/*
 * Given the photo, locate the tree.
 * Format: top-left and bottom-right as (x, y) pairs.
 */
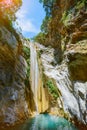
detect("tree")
(39, 0), (61, 47)
(39, 0), (56, 16)
(41, 16), (51, 33)
(0, 0), (22, 21)
(33, 32), (47, 45)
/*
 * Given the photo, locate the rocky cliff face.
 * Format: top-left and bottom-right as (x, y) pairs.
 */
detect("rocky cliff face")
(0, 23), (30, 127)
(61, 1), (87, 48)
(35, 2), (87, 128)
(36, 41), (87, 129)
(0, 0), (87, 129)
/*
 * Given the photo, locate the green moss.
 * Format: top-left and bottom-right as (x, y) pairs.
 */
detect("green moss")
(46, 80), (59, 100)
(61, 0), (87, 27)
(32, 32), (46, 45)
(37, 50), (43, 58)
(75, 0), (86, 10)
(23, 46), (30, 59)
(61, 11), (72, 27)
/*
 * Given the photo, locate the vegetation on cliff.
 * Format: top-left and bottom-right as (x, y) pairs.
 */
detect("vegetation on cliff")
(23, 45), (30, 86)
(0, 0), (23, 43)
(46, 80), (59, 100)
(0, 0), (22, 21)
(33, 0), (87, 51)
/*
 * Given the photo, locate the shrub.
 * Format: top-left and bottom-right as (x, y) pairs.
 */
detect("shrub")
(75, 0), (87, 10)
(32, 32), (47, 44)
(61, 11), (72, 27)
(46, 80), (59, 100)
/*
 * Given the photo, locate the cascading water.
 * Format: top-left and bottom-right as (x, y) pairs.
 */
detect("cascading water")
(22, 43), (78, 130)
(1, 44), (78, 130)
(30, 43), (39, 112)
(30, 42), (49, 114)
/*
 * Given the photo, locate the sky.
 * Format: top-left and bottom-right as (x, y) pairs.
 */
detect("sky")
(16, 0), (45, 38)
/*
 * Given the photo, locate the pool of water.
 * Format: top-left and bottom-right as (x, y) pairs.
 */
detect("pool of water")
(1, 114), (78, 130)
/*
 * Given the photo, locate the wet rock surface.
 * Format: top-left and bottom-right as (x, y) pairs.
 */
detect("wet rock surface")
(36, 43), (87, 129)
(0, 25), (29, 126)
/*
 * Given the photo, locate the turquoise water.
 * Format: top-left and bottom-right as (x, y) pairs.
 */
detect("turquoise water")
(17, 114), (78, 130)
(3, 114), (78, 130)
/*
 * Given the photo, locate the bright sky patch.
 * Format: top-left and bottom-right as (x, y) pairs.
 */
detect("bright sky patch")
(16, 0), (45, 38)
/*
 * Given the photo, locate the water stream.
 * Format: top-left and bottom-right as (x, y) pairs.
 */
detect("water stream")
(30, 43), (39, 112)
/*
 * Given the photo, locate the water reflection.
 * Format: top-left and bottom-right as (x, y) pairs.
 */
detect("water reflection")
(21, 114), (78, 130)
(1, 114), (78, 130)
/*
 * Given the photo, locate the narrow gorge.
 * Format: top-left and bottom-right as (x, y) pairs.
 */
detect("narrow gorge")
(0, 0), (87, 130)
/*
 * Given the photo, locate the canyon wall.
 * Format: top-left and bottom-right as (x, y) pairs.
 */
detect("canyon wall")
(0, 22), (31, 127)
(36, 41), (87, 129)
(34, 1), (87, 128)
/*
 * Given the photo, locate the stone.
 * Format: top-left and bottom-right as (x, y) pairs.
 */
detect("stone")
(37, 43), (87, 127)
(0, 23), (30, 126)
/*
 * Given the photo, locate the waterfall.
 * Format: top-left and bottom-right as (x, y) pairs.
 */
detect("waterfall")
(30, 42), (39, 112)
(31, 116), (39, 130)
(30, 42), (49, 114)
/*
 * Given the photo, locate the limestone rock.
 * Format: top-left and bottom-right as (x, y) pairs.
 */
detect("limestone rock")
(65, 10), (87, 44)
(0, 24), (29, 126)
(37, 43), (87, 128)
